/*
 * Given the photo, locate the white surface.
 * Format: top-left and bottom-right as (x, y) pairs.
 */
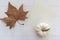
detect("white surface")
(0, 0), (60, 40)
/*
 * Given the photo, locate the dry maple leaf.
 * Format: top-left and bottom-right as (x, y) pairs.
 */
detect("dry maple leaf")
(0, 2), (28, 29)
(1, 17), (16, 29)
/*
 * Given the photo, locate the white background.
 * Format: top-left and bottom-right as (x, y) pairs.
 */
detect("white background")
(0, 0), (60, 40)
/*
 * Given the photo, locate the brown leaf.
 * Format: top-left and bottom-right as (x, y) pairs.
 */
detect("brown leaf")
(0, 2), (28, 29)
(1, 17), (16, 29)
(18, 4), (28, 20)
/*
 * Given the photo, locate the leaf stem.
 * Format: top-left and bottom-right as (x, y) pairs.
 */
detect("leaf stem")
(17, 21), (24, 25)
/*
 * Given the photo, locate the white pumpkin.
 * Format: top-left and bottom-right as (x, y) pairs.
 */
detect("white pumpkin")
(35, 23), (50, 37)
